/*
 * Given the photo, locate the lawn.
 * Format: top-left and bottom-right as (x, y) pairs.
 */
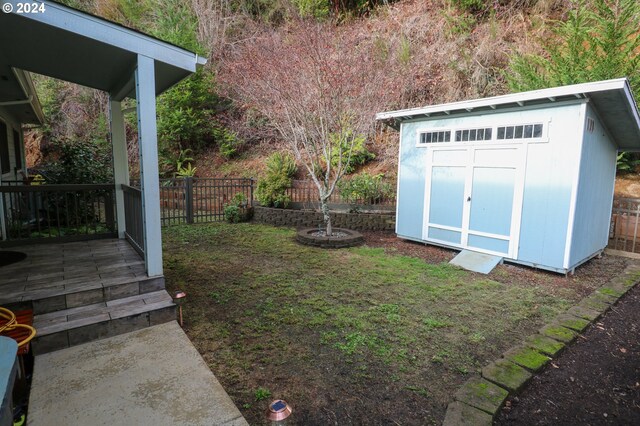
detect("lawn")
(162, 223), (624, 425)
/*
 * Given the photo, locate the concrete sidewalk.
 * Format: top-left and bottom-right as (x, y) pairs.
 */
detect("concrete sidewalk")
(28, 321), (247, 426)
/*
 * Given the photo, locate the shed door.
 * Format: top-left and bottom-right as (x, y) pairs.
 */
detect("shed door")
(423, 145), (525, 258)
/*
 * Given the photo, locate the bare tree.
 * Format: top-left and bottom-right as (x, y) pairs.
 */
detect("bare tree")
(222, 21), (408, 234)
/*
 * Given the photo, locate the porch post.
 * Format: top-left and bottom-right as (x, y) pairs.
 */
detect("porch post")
(109, 99), (129, 239)
(135, 55), (163, 277)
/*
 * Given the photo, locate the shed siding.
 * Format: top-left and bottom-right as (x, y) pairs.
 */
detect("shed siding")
(515, 104), (582, 270)
(568, 104), (617, 268)
(0, 106), (23, 182)
(397, 121), (428, 240)
(397, 102), (584, 271)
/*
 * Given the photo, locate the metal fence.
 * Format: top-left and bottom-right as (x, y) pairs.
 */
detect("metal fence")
(286, 179), (396, 210)
(122, 184), (144, 256)
(158, 177), (254, 226)
(0, 177), (395, 244)
(0, 180), (24, 186)
(0, 184), (117, 244)
(609, 197), (640, 253)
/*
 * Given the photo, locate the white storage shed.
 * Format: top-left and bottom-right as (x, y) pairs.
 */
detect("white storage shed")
(377, 79), (640, 273)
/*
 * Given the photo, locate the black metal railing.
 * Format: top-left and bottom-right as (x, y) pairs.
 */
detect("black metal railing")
(0, 180), (24, 186)
(122, 184), (144, 256)
(286, 180), (396, 210)
(0, 184), (116, 244)
(158, 177), (254, 225)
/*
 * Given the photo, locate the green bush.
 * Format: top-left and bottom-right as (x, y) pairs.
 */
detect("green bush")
(330, 133), (375, 175)
(42, 139), (112, 184)
(338, 172), (395, 204)
(507, 0), (640, 93)
(224, 192), (251, 223)
(223, 205), (241, 223)
(506, 0), (640, 173)
(451, 0), (487, 14)
(156, 69), (220, 150)
(217, 127), (243, 159)
(292, 0), (330, 19)
(256, 153), (297, 208)
(617, 153), (640, 174)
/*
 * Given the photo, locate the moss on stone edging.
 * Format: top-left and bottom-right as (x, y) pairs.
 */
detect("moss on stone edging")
(442, 263), (640, 425)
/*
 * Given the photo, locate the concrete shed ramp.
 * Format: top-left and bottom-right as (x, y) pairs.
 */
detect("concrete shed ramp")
(450, 250), (503, 274)
(28, 321), (247, 426)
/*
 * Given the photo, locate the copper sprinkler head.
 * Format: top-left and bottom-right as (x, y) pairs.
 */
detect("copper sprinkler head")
(173, 291), (187, 305)
(266, 399), (292, 422)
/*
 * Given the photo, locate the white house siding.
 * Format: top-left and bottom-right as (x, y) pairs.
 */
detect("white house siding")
(0, 105), (25, 183)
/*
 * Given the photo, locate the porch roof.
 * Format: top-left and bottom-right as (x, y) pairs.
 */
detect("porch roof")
(0, 0), (206, 124)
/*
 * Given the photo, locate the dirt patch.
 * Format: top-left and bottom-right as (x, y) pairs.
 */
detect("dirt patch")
(615, 175), (640, 198)
(361, 231), (628, 300)
(496, 284), (640, 425)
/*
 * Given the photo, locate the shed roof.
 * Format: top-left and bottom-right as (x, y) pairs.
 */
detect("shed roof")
(377, 79), (640, 150)
(0, 0), (206, 124)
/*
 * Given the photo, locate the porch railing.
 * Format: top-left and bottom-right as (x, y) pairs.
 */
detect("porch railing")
(609, 197), (640, 253)
(122, 184), (144, 256)
(0, 184), (116, 245)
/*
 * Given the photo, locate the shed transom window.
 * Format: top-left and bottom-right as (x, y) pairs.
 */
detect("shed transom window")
(455, 127), (492, 142)
(497, 123), (543, 140)
(420, 130), (451, 144)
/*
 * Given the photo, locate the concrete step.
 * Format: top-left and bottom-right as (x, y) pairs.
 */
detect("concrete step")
(0, 268), (165, 315)
(31, 290), (176, 355)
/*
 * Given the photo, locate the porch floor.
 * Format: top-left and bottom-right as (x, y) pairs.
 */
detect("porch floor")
(0, 239), (146, 306)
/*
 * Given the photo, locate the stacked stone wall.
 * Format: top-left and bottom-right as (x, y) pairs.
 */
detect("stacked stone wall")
(252, 206), (395, 232)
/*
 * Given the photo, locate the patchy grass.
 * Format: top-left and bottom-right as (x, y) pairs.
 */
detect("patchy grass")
(163, 223), (582, 425)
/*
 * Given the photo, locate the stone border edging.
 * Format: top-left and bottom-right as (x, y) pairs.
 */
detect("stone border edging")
(296, 228), (364, 248)
(442, 263), (640, 426)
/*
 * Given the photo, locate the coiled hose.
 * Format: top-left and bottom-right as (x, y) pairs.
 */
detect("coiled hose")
(0, 307), (36, 347)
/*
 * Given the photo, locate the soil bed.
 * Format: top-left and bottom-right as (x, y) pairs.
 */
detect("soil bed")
(361, 231), (627, 299)
(497, 283), (640, 425)
(163, 224), (629, 425)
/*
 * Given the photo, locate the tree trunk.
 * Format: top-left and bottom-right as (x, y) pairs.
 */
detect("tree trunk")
(320, 195), (332, 235)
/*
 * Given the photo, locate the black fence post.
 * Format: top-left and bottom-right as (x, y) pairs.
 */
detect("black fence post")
(185, 177), (194, 224)
(105, 188), (115, 232)
(250, 178), (255, 207)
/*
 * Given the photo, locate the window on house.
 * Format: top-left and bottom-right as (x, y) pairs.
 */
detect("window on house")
(13, 129), (22, 170)
(0, 122), (9, 174)
(419, 130), (451, 144)
(497, 123), (543, 141)
(455, 127), (492, 142)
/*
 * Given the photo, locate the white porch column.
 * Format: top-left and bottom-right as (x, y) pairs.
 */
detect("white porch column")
(109, 99), (129, 239)
(135, 55), (163, 277)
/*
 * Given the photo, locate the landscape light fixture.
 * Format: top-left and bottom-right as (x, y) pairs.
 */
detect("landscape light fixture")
(173, 291), (187, 327)
(266, 399), (292, 424)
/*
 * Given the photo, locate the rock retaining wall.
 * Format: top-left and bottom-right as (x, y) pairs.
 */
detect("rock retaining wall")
(252, 206), (395, 232)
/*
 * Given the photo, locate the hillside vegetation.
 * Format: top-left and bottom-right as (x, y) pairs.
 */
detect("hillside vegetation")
(27, 0), (640, 184)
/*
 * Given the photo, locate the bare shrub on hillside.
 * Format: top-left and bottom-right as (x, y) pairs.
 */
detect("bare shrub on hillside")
(191, 0), (251, 60)
(221, 21), (412, 233)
